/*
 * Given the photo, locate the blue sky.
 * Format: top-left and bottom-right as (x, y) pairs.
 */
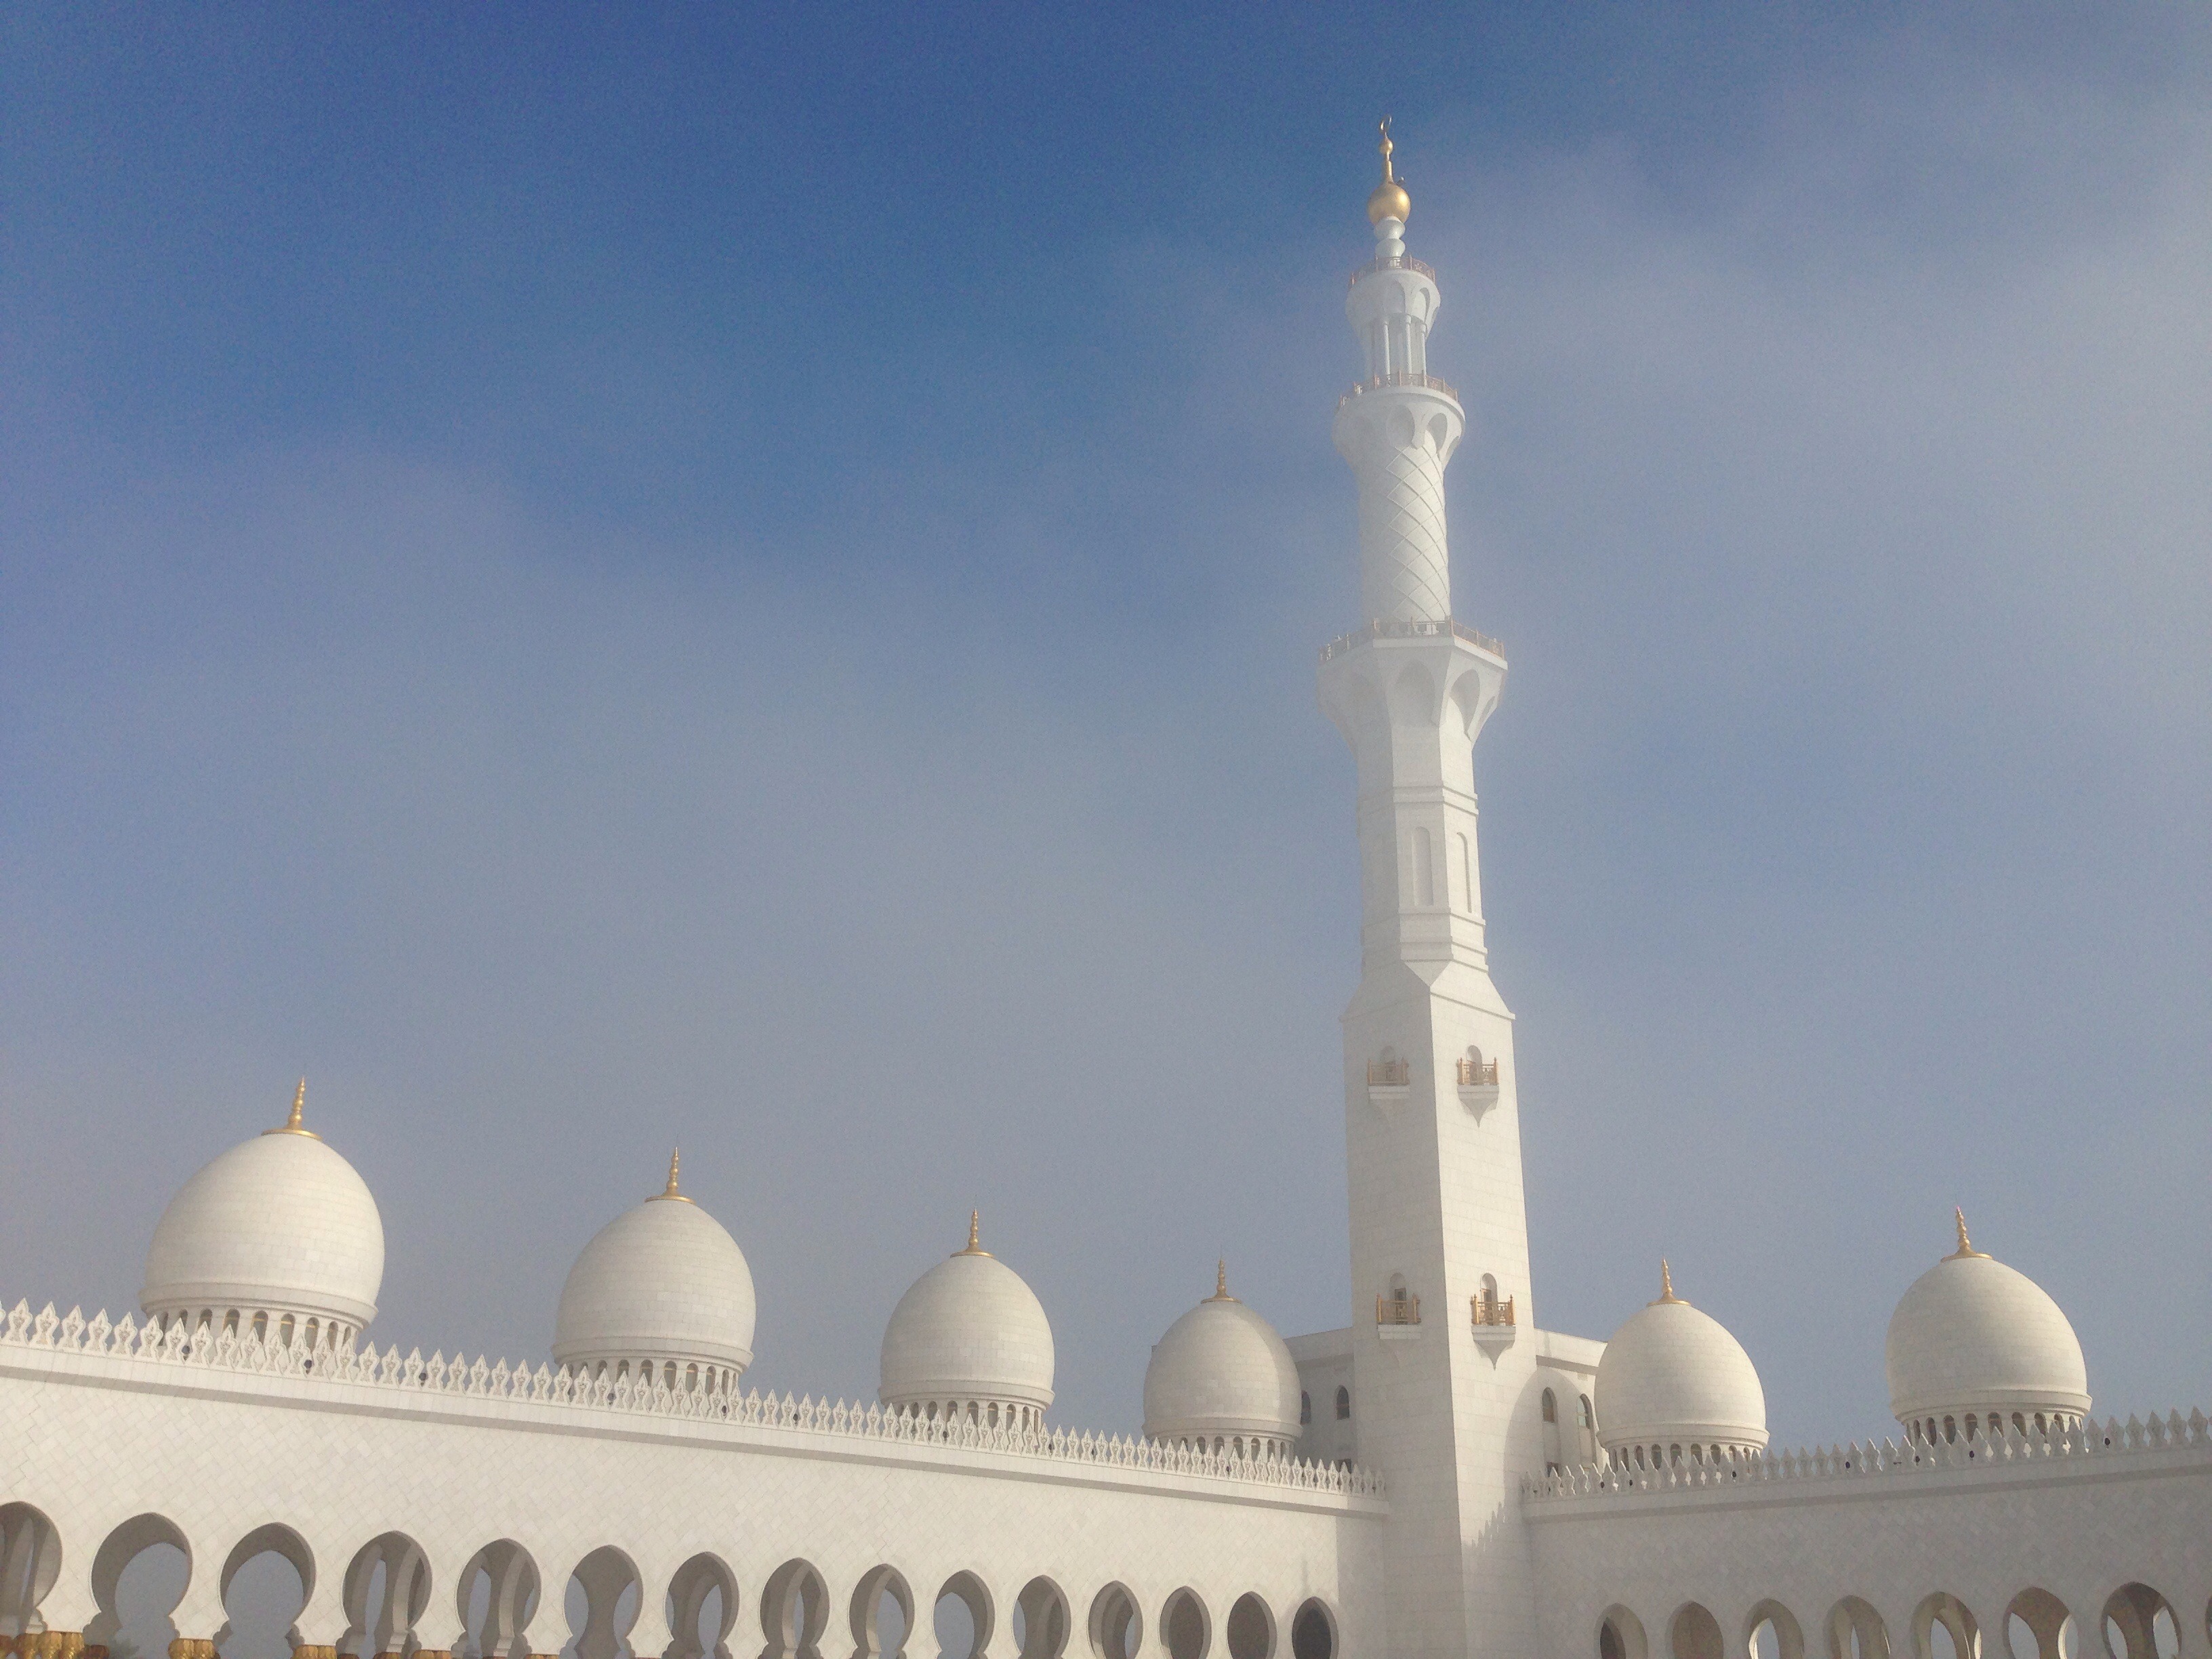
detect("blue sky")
(4, 4), (2207, 1448)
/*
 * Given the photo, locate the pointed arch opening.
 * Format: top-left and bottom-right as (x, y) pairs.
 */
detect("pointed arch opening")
(0, 1504), (62, 1640)
(667, 1555), (739, 1659)
(1223, 1597), (1272, 1659)
(87, 1515), (191, 1659)
(1088, 1586), (1141, 1659)
(758, 1563), (827, 1659)
(563, 1547), (641, 1659)
(1826, 1599), (1890, 1659)
(2005, 1593), (2076, 1659)
(1669, 1605), (1723, 1659)
(1289, 1602), (1334, 1659)
(340, 1533), (430, 1659)
(217, 1524), (314, 1659)
(1599, 1607), (1649, 1659)
(1161, 1592), (1208, 1659)
(932, 1575), (991, 1659)
(1012, 1580), (1067, 1659)
(455, 1541), (541, 1659)
(2100, 1585), (2177, 1659)
(848, 1568), (912, 1659)
(1911, 1594), (1978, 1659)
(1746, 1603), (1805, 1659)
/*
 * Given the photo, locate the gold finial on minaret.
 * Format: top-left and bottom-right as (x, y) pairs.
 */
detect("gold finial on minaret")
(1368, 116), (1412, 226)
(956, 1210), (991, 1256)
(1653, 1257), (1682, 1305)
(1207, 1259), (1238, 1303)
(1947, 1206), (1988, 1259)
(266, 1078), (319, 1138)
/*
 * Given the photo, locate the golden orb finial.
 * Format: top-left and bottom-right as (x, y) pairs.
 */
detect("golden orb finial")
(1207, 1259), (1238, 1303)
(1653, 1257), (1682, 1305)
(956, 1209), (991, 1256)
(1947, 1207), (1988, 1259)
(266, 1077), (319, 1138)
(1367, 116), (1411, 226)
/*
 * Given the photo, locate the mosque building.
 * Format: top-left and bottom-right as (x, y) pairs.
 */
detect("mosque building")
(2, 125), (2204, 1659)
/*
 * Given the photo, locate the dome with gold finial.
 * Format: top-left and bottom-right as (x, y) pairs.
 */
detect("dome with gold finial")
(1367, 117), (1411, 226)
(1142, 1262), (1303, 1456)
(1592, 1260), (1767, 1469)
(1885, 1210), (2088, 1443)
(552, 1149), (758, 1392)
(142, 1080), (386, 1351)
(880, 1212), (1054, 1430)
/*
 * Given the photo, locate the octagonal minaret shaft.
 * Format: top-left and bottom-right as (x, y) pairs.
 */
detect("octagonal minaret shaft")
(1317, 123), (1543, 1659)
(1335, 119), (1460, 625)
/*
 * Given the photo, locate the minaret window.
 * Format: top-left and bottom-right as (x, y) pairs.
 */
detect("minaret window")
(1299, 1391), (1311, 1425)
(1334, 1385), (1351, 1420)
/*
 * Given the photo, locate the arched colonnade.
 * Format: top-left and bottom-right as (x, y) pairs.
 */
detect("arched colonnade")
(0, 1505), (1340, 1659)
(1595, 1581), (2201, 1659)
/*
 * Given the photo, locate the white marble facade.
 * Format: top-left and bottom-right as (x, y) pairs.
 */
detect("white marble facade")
(3, 130), (2204, 1659)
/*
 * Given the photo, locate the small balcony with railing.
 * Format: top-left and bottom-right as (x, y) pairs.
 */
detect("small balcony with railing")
(1376, 1292), (1421, 1328)
(1348, 253), (1439, 289)
(1470, 1283), (1517, 1359)
(1365, 1053), (1411, 1111)
(1456, 1050), (1500, 1117)
(1334, 371), (1461, 420)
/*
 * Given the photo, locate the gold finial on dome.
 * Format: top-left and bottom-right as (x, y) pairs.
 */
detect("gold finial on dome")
(1367, 116), (1411, 226)
(266, 1077), (319, 1138)
(655, 1147), (693, 1202)
(1652, 1257), (1683, 1305)
(1207, 1259), (1239, 1303)
(956, 1209), (991, 1256)
(1947, 1206), (1988, 1259)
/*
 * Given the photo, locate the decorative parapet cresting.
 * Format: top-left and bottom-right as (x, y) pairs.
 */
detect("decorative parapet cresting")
(1523, 1409), (2212, 1504)
(0, 1297), (1385, 1499)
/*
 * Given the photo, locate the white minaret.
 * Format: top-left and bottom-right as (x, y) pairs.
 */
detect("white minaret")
(1318, 121), (1544, 1659)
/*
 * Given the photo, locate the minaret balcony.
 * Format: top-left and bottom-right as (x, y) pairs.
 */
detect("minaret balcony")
(1334, 372), (1460, 418)
(1365, 1058), (1411, 1112)
(1456, 1055), (1500, 1118)
(1348, 253), (1438, 288)
(1376, 1293), (1421, 1328)
(1470, 1292), (1518, 1360)
(1318, 616), (1507, 665)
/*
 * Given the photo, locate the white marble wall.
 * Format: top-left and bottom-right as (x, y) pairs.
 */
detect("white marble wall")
(1526, 1416), (2212, 1659)
(0, 1322), (1382, 1659)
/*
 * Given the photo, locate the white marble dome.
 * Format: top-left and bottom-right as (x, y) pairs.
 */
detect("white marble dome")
(554, 1154), (757, 1387)
(1593, 1263), (1767, 1464)
(1143, 1265), (1302, 1453)
(880, 1214), (1054, 1427)
(1885, 1212), (2089, 1438)
(142, 1083), (384, 1346)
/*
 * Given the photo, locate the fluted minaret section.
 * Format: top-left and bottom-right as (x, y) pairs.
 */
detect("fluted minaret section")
(1332, 174), (1463, 625)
